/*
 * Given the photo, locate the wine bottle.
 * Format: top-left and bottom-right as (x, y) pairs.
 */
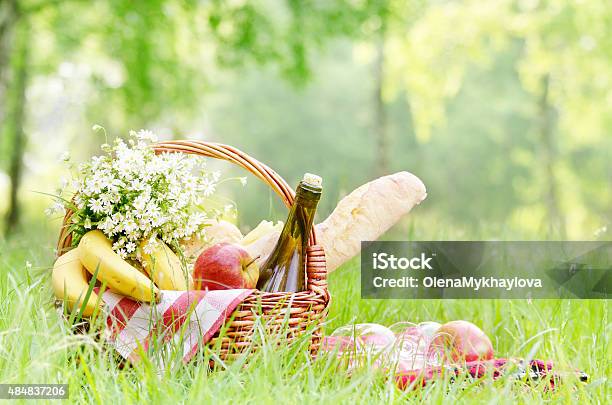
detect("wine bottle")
(256, 173), (323, 292)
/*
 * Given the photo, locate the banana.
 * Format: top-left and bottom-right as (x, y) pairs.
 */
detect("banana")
(78, 230), (160, 302)
(139, 239), (189, 290)
(52, 247), (103, 317)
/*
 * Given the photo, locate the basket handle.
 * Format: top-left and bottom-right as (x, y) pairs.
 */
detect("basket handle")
(56, 139), (327, 294)
(153, 140), (318, 246)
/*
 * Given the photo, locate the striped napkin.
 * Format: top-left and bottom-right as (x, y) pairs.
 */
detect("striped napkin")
(94, 287), (253, 363)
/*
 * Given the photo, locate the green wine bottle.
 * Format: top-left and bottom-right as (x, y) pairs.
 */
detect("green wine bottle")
(257, 173), (323, 292)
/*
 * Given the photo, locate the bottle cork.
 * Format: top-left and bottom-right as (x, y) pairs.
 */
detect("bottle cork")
(303, 173), (322, 187)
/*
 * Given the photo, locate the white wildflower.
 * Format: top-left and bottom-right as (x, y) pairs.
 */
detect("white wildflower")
(190, 212), (207, 226)
(89, 199), (104, 214)
(74, 195), (86, 210)
(52, 129), (223, 259)
(125, 241), (137, 253)
(99, 193), (113, 206)
(45, 201), (64, 216)
(132, 194), (149, 212)
(201, 178), (216, 196)
(135, 129), (158, 142)
(90, 156), (106, 171)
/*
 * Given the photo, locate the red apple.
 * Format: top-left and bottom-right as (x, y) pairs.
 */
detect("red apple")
(430, 320), (494, 362)
(193, 242), (259, 290)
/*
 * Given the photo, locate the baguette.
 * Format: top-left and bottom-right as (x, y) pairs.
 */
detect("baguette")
(317, 171), (426, 271)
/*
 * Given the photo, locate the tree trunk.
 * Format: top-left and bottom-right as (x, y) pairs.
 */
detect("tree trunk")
(373, 34), (389, 176)
(4, 14), (29, 236)
(0, 0), (19, 122)
(538, 74), (565, 238)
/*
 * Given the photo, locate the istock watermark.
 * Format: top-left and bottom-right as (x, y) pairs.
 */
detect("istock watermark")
(361, 241), (611, 299)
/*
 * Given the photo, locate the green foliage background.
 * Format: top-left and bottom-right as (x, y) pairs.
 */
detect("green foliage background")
(1, 0), (610, 239)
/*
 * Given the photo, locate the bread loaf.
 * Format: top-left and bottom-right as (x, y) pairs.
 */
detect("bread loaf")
(317, 171), (426, 271)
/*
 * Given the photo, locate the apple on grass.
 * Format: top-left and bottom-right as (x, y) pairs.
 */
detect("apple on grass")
(429, 320), (494, 363)
(193, 242), (259, 290)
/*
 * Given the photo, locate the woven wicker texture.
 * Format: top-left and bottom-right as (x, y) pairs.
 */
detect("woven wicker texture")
(56, 140), (330, 359)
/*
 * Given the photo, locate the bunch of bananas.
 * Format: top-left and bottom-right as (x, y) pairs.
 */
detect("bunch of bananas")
(52, 230), (191, 317)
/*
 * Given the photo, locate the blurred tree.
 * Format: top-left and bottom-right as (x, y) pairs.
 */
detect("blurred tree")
(207, 0), (426, 176)
(208, 0), (371, 82)
(373, 34), (388, 176)
(0, 0), (18, 101)
(537, 74), (564, 236)
(383, 0), (612, 237)
(1, 0), (29, 235)
(94, 0), (205, 130)
(2, 0), (79, 235)
(4, 4), (30, 234)
(510, 0), (612, 236)
(0, 0), (20, 158)
(368, 0), (424, 175)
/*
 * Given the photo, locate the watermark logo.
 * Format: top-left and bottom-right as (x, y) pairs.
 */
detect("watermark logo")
(372, 252), (434, 270)
(361, 241), (611, 299)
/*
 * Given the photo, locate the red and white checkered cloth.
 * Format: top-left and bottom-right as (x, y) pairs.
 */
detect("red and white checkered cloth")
(94, 287), (253, 363)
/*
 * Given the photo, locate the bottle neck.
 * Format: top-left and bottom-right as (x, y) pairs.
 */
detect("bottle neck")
(294, 192), (320, 209)
(280, 182), (321, 241)
(256, 179), (322, 292)
(294, 181), (322, 207)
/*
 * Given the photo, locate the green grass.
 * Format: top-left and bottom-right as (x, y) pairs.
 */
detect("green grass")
(0, 229), (610, 404)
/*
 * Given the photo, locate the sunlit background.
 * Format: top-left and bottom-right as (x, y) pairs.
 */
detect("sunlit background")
(1, 0), (611, 245)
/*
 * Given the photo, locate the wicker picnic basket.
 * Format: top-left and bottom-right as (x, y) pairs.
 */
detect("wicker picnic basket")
(56, 140), (330, 359)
